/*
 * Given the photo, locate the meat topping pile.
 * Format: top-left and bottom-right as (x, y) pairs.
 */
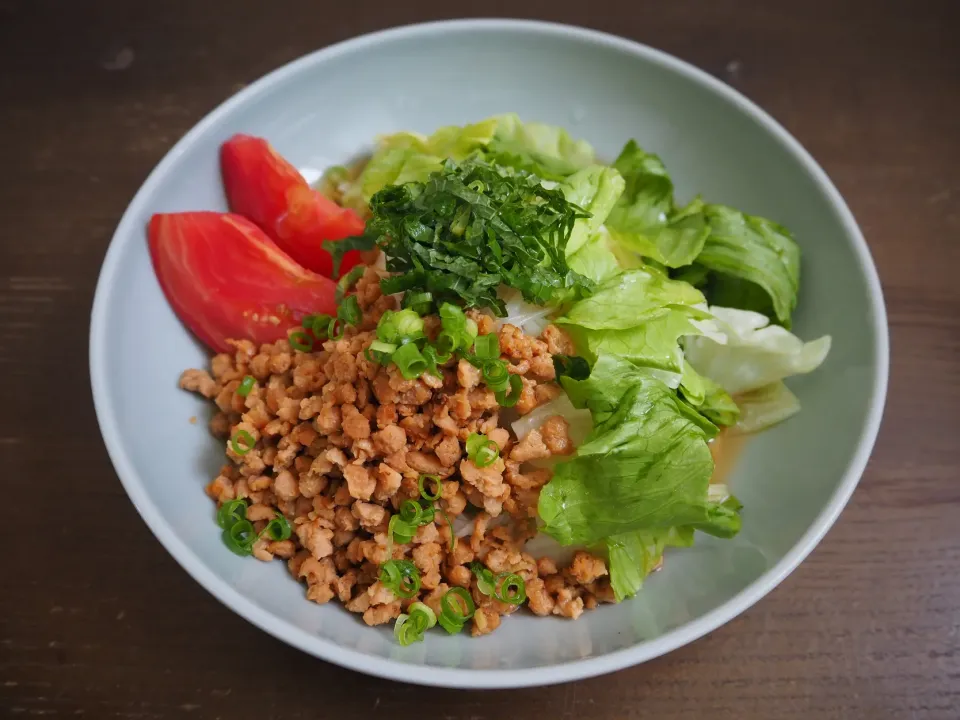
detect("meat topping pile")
(181, 267), (613, 635)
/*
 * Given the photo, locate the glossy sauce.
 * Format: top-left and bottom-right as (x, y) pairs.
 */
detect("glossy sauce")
(709, 428), (748, 485)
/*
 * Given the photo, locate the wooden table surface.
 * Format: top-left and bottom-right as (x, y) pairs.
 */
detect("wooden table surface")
(3, 1), (958, 718)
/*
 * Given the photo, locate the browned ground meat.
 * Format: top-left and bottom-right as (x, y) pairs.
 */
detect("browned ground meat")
(183, 267), (611, 634)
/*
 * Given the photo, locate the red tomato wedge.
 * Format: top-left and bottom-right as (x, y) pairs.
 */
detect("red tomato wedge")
(148, 212), (337, 352)
(220, 134), (366, 278)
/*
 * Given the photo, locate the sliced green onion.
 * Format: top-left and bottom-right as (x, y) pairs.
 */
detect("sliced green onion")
(467, 179), (485, 193)
(370, 340), (398, 355)
(409, 601), (437, 629)
(261, 512), (292, 541)
(418, 474), (443, 502)
(402, 291), (433, 316)
(391, 342), (427, 380)
(380, 559), (421, 599)
(223, 519), (256, 556)
(288, 330), (313, 352)
(236, 375), (256, 397)
(230, 429), (255, 456)
(364, 346), (392, 364)
(393, 602), (437, 646)
(438, 504), (456, 553)
(216, 499), (248, 530)
(418, 503), (436, 525)
(438, 303), (472, 352)
(336, 265), (365, 302)
(465, 433), (487, 458)
(466, 433), (499, 468)
(494, 572), (527, 605)
(302, 313), (333, 340)
(420, 344), (444, 375)
(399, 499), (424, 526)
(388, 514), (416, 545)
(393, 614), (421, 646)
(395, 309), (424, 338)
(438, 587), (475, 634)
(470, 562), (497, 597)
(475, 441), (498, 468)
(464, 318), (478, 342)
(472, 333), (500, 361)
(376, 309), (424, 344)
(435, 330), (459, 357)
(439, 302), (466, 328)
(328, 317), (345, 340)
(494, 374), (524, 408)
(481, 360), (510, 392)
(338, 294), (362, 327)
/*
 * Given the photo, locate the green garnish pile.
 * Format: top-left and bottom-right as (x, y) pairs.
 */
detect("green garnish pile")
(370, 157), (594, 314)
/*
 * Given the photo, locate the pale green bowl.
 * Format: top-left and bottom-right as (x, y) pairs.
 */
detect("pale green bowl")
(90, 20), (888, 688)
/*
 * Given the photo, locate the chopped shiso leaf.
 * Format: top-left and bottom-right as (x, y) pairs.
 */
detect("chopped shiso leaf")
(368, 157), (595, 315)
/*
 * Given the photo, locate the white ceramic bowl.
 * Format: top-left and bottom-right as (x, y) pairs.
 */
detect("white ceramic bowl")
(90, 19), (888, 688)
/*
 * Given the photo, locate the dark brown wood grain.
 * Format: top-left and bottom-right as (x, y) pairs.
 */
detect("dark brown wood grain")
(2, 1), (958, 718)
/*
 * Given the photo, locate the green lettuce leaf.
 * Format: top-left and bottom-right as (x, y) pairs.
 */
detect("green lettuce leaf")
(379, 118), (499, 157)
(356, 148), (444, 201)
(557, 269), (705, 331)
(567, 231), (623, 285)
(606, 526), (694, 601)
(539, 355), (737, 545)
(355, 119), (499, 201)
(486, 113), (596, 180)
(696, 205), (801, 327)
(678, 360), (741, 427)
(556, 269), (711, 387)
(561, 165), (625, 255)
(605, 140), (710, 267)
(684, 305), (831, 395)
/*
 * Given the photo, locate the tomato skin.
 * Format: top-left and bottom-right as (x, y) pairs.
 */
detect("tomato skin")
(148, 212), (337, 352)
(220, 134), (366, 278)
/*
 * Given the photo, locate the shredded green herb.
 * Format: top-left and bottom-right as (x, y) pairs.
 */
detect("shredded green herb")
(322, 231), (377, 277)
(368, 157), (594, 314)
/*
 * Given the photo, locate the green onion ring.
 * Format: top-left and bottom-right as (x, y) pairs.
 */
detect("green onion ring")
(441, 587), (475, 621)
(328, 317), (345, 340)
(494, 374), (524, 408)
(230, 429), (255, 456)
(481, 360), (510, 391)
(465, 432), (487, 458)
(370, 340), (398, 355)
(223, 519), (256, 556)
(236, 375), (256, 397)
(338, 294), (362, 327)
(261, 512), (292, 542)
(336, 265), (365, 302)
(472, 333), (500, 360)
(470, 562), (497, 597)
(474, 440), (499, 468)
(288, 330), (313, 352)
(399, 499), (423, 526)
(418, 474), (443, 502)
(418, 503), (436, 525)
(302, 313), (333, 340)
(391, 342), (428, 380)
(438, 505), (456, 553)
(216, 499), (248, 530)
(397, 569), (421, 599)
(388, 515), (415, 545)
(494, 572), (527, 605)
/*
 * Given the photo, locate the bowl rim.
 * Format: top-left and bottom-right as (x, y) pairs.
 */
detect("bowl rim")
(89, 18), (889, 689)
